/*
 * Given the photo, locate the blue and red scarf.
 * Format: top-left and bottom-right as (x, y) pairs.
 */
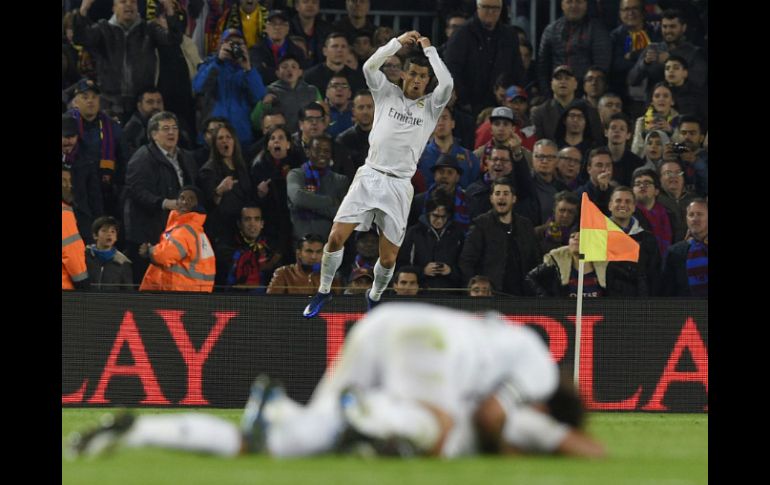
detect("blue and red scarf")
(226, 231), (271, 286)
(686, 238), (708, 297)
(297, 161), (327, 219)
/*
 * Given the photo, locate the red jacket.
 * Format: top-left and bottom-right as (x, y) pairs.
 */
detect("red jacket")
(62, 202), (88, 290)
(140, 210), (216, 292)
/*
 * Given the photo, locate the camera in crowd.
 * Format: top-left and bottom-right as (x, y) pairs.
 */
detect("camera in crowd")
(671, 143), (689, 154)
(230, 43), (246, 62)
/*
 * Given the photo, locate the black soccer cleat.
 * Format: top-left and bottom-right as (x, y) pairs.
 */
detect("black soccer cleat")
(66, 412), (135, 459)
(241, 375), (286, 453)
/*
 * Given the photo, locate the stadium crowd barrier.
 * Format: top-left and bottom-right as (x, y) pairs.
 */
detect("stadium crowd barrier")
(62, 293), (707, 412)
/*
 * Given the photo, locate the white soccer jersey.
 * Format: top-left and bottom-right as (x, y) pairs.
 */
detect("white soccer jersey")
(362, 38), (453, 178)
(264, 303), (560, 458)
(324, 303), (559, 407)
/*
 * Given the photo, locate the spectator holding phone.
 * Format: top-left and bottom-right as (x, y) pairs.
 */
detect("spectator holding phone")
(630, 83), (678, 158)
(398, 193), (465, 293)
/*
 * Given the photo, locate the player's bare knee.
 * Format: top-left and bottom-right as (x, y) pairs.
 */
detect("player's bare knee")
(378, 254), (397, 268)
(421, 404), (453, 457)
(326, 230), (346, 252)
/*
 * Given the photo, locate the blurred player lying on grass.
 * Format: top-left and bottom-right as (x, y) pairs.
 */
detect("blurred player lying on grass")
(67, 304), (605, 459)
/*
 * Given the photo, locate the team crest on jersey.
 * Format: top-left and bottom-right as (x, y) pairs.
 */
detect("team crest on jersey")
(416, 99), (425, 109)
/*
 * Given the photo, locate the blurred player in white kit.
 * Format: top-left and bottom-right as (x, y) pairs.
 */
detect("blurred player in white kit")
(69, 304), (604, 459)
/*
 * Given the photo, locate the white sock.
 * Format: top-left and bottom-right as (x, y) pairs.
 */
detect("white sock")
(267, 395), (344, 457)
(369, 259), (394, 301)
(121, 413), (242, 457)
(319, 246), (344, 294)
(345, 389), (441, 453)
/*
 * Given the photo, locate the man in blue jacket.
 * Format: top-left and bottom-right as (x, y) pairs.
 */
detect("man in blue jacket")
(194, 28), (267, 148)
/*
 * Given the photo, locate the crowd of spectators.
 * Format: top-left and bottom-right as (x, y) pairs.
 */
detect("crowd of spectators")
(62, 0), (707, 298)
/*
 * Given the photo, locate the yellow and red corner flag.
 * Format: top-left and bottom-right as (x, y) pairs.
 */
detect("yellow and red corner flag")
(578, 193), (639, 262)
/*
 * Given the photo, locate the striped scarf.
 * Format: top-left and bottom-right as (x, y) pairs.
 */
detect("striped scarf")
(569, 267), (603, 298)
(686, 239), (708, 296)
(205, 0), (229, 55)
(69, 110), (117, 181)
(425, 185), (470, 231)
(637, 203), (672, 256)
(226, 231), (270, 286)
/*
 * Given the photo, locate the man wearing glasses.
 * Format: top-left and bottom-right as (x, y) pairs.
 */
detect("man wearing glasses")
(291, 102), (330, 158)
(514, 139), (569, 226)
(631, 169), (682, 256)
(467, 144), (521, 221)
(303, 30), (453, 317)
(555, 146), (584, 190)
(657, 160), (697, 228)
(444, 0), (525, 119)
(325, 75), (354, 138)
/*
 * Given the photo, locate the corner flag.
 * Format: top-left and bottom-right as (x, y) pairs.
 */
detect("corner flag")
(578, 193), (639, 262)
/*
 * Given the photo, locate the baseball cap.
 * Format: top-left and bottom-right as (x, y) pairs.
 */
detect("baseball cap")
(70, 79), (100, 100)
(489, 106), (515, 123)
(349, 267), (374, 282)
(221, 28), (245, 42)
(552, 65), (575, 78)
(430, 153), (463, 174)
(62, 114), (79, 137)
(505, 85), (528, 102)
(267, 10), (289, 22)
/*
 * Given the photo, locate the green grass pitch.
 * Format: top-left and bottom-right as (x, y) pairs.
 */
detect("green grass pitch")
(62, 408), (707, 485)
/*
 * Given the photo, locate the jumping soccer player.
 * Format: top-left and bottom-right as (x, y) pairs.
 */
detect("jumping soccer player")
(302, 30), (454, 317)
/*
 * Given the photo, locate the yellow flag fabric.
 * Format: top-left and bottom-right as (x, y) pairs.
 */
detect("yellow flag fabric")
(579, 193), (640, 262)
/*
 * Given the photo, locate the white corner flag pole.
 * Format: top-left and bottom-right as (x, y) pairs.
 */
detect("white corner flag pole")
(574, 256), (586, 388)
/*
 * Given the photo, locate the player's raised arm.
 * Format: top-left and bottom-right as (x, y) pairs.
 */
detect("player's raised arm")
(417, 36), (454, 108)
(363, 31), (421, 90)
